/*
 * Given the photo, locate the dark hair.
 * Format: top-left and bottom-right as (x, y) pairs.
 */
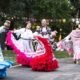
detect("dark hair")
(75, 24), (80, 29)
(76, 25), (78, 28)
(26, 20), (31, 25)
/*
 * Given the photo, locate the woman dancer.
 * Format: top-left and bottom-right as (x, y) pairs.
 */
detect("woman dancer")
(59, 24), (80, 64)
(6, 20), (59, 71)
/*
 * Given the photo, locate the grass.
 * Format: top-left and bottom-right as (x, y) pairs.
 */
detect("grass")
(2, 50), (71, 63)
(54, 51), (71, 58)
(3, 50), (16, 63)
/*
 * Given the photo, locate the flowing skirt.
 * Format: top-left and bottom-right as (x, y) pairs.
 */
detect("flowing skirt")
(73, 41), (80, 60)
(6, 32), (59, 71)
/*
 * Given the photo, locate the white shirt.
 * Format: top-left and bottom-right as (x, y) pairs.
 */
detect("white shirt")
(41, 27), (50, 39)
(14, 28), (33, 39)
(0, 26), (6, 33)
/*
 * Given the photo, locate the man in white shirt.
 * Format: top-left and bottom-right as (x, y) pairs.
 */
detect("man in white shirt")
(0, 20), (11, 50)
(0, 20), (11, 61)
(0, 20), (10, 33)
(36, 19), (51, 39)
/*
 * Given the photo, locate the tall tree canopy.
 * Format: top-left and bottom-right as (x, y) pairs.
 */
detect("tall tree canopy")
(0, 0), (73, 19)
(0, 0), (77, 38)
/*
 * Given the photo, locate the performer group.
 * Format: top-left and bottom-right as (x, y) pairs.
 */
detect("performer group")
(6, 19), (59, 71)
(1, 18), (80, 78)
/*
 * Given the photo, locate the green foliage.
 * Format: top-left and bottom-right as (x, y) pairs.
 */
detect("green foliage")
(0, 0), (74, 36)
(30, 0), (73, 19)
(0, 0), (73, 19)
(9, 0), (26, 17)
(55, 51), (70, 58)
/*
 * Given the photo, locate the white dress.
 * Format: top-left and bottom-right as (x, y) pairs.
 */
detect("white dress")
(14, 28), (34, 55)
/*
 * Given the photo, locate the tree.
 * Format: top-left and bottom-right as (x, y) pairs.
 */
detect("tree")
(0, 0), (75, 38)
(0, 0), (73, 19)
(9, 0), (26, 17)
(0, 0), (10, 13)
(70, 0), (80, 17)
(28, 0), (73, 19)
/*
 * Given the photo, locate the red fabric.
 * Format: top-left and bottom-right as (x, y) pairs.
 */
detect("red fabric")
(16, 54), (32, 67)
(6, 32), (32, 66)
(31, 36), (59, 71)
(6, 32), (59, 71)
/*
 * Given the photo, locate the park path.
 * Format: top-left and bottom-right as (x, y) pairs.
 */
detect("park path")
(1, 58), (80, 80)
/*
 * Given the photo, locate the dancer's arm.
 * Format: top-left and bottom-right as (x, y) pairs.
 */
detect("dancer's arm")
(13, 28), (24, 34)
(13, 28), (25, 37)
(64, 32), (72, 42)
(0, 26), (6, 33)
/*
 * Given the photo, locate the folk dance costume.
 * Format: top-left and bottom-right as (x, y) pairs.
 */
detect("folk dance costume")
(57, 38), (73, 53)
(36, 26), (51, 39)
(6, 27), (59, 71)
(57, 28), (80, 64)
(35, 26), (57, 50)
(0, 26), (13, 78)
(66, 29), (80, 63)
(6, 28), (35, 66)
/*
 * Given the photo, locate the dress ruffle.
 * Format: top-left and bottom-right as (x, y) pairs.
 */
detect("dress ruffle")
(6, 32), (59, 71)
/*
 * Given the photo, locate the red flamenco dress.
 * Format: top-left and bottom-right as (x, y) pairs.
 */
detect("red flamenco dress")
(6, 31), (59, 71)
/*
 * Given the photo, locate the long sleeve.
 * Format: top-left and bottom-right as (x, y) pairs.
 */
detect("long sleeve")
(21, 29), (34, 39)
(14, 28), (24, 34)
(13, 28), (25, 37)
(64, 33), (71, 42)
(0, 26), (6, 33)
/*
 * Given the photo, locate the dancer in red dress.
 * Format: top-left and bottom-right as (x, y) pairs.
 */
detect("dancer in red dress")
(6, 20), (59, 71)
